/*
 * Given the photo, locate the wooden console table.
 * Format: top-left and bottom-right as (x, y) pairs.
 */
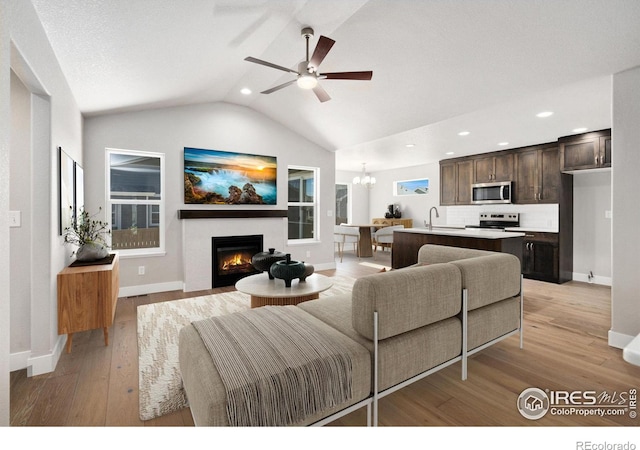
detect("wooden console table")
(57, 253), (120, 353)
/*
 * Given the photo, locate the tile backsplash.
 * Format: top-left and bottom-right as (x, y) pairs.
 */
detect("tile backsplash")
(445, 204), (559, 231)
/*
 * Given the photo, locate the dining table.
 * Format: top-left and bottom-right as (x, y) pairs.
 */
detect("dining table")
(340, 223), (379, 258)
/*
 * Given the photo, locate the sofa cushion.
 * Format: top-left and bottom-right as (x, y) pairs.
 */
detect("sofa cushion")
(451, 253), (521, 310)
(417, 244), (495, 265)
(299, 295), (462, 391)
(351, 263), (462, 340)
(179, 306), (371, 426)
(467, 296), (520, 350)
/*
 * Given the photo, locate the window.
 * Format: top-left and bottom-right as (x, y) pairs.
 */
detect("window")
(287, 166), (318, 241)
(106, 149), (165, 256)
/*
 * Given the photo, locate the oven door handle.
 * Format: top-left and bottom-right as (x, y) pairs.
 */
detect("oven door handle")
(500, 184), (505, 200)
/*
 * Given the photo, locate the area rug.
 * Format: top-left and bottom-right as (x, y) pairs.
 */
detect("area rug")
(137, 275), (356, 421)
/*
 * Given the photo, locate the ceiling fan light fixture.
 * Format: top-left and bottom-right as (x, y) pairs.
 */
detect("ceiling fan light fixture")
(297, 74), (318, 90)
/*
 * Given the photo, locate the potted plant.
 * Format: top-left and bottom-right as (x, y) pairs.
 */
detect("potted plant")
(64, 206), (111, 261)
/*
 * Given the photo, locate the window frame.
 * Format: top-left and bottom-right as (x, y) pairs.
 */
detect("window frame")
(287, 165), (319, 244)
(106, 148), (166, 257)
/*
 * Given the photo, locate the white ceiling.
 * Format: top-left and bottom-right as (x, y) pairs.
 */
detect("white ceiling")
(30, 0), (640, 172)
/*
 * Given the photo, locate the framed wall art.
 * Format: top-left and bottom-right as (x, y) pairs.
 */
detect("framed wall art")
(184, 147), (277, 205)
(58, 146), (75, 235)
(393, 178), (429, 196)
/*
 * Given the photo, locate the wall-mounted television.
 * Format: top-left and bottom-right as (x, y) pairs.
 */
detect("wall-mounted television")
(184, 147), (277, 205)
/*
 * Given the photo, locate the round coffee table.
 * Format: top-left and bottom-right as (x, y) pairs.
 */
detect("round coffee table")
(235, 272), (334, 308)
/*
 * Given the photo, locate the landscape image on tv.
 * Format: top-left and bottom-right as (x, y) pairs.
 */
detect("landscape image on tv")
(184, 147), (277, 205)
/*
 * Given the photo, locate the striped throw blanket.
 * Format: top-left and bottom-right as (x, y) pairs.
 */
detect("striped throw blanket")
(191, 305), (353, 426)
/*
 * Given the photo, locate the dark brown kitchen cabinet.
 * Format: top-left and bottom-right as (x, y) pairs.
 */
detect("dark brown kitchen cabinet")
(521, 232), (562, 283)
(440, 159), (473, 205)
(514, 145), (560, 204)
(474, 152), (514, 183)
(559, 129), (611, 172)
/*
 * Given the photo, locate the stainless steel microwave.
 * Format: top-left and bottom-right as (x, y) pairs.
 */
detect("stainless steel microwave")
(471, 181), (513, 204)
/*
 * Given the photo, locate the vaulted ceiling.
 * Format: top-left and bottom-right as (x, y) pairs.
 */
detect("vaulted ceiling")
(31, 0), (640, 171)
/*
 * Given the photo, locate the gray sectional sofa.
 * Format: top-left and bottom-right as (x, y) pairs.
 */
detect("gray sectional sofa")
(178, 244), (523, 426)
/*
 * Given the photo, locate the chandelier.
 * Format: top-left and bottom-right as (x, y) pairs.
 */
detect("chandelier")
(353, 163), (376, 189)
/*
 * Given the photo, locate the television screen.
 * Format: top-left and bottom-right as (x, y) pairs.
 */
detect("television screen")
(184, 147), (277, 205)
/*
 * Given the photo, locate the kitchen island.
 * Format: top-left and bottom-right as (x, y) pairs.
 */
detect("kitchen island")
(392, 227), (525, 269)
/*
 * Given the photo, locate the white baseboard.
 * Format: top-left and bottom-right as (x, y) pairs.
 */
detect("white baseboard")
(10, 350), (30, 372)
(573, 272), (612, 286)
(119, 281), (184, 297)
(11, 335), (66, 376)
(314, 261), (336, 271)
(609, 330), (635, 349)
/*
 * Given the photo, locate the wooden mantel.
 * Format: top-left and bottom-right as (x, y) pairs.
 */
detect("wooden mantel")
(178, 209), (288, 219)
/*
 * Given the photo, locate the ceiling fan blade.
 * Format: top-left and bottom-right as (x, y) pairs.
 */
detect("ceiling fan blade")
(244, 57), (299, 75)
(322, 71), (373, 80)
(261, 79), (297, 95)
(308, 36), (335, 69)
(312, 84), (331, 103)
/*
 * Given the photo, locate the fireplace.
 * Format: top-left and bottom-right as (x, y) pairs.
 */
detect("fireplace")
(212, 235), (263, 288)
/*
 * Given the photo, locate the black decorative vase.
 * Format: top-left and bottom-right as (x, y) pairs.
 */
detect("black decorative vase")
(270, 254), (305, 287)
(299, 262), (315, 282)
(252, 248), (286, 279)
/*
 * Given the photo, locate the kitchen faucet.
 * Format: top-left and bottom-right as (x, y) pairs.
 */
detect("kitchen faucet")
(426, 206), (439, 231)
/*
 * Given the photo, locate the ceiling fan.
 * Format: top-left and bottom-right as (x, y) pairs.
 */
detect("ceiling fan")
(244, 27), (373, 102)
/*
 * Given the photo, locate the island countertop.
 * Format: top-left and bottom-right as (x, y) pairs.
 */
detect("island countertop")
(397, 227), (526, 239)
(392, 227), (524, 269)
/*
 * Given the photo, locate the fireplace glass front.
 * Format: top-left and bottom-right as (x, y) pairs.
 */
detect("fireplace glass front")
(212, 235), (263, 288)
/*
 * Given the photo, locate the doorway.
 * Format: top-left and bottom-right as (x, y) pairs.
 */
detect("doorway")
(335, 183), (350, 225)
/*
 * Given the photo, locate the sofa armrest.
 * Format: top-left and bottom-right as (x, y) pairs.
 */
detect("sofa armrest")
(352, 264), (462, 340)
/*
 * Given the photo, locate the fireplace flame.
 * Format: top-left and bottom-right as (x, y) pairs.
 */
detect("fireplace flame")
(221, 253), (252, 271)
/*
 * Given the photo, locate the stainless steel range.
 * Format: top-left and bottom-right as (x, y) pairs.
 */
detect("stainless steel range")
(465, 213), (519, 230)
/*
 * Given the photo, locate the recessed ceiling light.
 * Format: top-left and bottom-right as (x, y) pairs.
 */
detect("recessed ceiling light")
(498, 142), (509, 146)
(445, 151), (455, 155)
(572, 127), (588, 133)
(536, 111), (554, 118)
(405, 143), (415, 148)
(458, 131), (470, 136)
(240, 87), (252, 95)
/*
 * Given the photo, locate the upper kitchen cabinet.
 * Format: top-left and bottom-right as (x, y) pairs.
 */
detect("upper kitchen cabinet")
(559, 129), (611, 172)
(440, 159), (473, 205)
(514, 145), (561, 204)
(474, 152), (514, 183)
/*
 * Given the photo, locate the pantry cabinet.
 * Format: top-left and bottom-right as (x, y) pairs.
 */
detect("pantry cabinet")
(514, 145), (561, 204)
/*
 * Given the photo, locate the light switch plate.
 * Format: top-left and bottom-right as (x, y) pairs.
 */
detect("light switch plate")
(9, 211), (21, 228)
(605, 210), (612, 219)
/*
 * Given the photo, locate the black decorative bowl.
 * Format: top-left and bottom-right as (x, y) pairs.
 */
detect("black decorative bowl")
(252, 248), (286, 279)
(299, 262), (315, 282)
(270, 254), (305, 287)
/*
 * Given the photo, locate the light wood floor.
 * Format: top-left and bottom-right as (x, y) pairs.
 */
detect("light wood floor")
(10, 249), (639, 427)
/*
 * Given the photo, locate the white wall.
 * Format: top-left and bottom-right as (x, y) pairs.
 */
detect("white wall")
(573, 171), (612, 284)
(1, 0), (83, 422)
(367, 162), (442, 226)
(611, 65), (640, 348)
(9, 70), (32, 354)
(0, 0), (10, 426)
(83, 102), (336, 293)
